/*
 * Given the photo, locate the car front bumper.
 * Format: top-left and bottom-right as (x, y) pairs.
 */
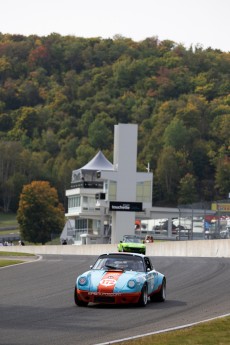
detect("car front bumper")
(122, 247), (145, 254)
(77, 288), (141, 304)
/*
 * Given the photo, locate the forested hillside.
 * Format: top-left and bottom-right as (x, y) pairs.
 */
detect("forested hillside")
(0, 33), (229, 212)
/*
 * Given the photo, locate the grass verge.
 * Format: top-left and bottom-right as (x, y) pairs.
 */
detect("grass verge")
(0, 260), (24, 267)
(0, 251), (34, 257)
(0, 251), (36, 267)
(0, 213), (18, 227)
(0, 229), (20, 235)
(116, 316), (230, 345)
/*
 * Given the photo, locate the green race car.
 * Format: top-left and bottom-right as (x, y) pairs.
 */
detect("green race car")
(117, 235), (146, 254)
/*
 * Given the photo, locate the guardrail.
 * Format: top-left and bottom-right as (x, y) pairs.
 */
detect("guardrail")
(0, 239), (230, 257)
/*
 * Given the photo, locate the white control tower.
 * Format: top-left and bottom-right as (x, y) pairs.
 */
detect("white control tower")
(99, 124), (153, 243)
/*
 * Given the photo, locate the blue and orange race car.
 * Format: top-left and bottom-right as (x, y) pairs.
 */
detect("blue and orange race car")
(74, 252), (166, 307)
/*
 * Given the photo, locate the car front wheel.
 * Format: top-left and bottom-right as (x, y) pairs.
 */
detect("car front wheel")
(138, 284), (148, 307)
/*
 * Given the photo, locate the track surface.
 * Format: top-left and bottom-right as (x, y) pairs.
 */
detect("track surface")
(0, 255), (230, 345)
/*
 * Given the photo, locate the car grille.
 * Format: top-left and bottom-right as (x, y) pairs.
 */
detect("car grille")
(125, 248), (144, 254)
(94, 296), (115, 303)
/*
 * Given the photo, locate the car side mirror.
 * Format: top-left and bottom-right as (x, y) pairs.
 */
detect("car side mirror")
(120, 240), (122, 243)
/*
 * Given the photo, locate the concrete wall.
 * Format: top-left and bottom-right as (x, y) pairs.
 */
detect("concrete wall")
(0, 239), (230, 257)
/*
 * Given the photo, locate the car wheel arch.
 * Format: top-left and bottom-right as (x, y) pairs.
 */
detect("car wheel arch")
(150, 277), (166, 302)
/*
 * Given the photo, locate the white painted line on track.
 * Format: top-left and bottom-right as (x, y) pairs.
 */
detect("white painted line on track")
(94, 313), (230, 345)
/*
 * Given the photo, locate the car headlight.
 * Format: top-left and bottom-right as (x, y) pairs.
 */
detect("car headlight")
(78, 276), (87, 286)
(127, 279), (136, 288)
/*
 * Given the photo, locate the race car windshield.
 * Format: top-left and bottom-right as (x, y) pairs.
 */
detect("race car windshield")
(123, 237), (142, 243)
(92, 255), (145, 272)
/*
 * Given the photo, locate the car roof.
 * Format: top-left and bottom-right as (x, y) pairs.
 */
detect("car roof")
(99, 252), (146, 259)
(122, 235), (142, 241)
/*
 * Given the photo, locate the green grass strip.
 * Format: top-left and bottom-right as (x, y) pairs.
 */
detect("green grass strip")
(0, 213), (18, 226)
(0, 229), (19, 235)
(0, 251), (34, 257)
(116, 316), (230, 345)
(0, 260), (24, 267)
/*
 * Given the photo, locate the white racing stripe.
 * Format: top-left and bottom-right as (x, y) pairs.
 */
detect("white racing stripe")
(94, 313), (230, 345)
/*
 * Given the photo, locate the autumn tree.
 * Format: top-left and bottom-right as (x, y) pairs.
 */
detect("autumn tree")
(17, 181), (65, 244)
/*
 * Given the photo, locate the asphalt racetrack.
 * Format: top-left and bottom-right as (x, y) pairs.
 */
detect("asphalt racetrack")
(0, 255), (230, 345)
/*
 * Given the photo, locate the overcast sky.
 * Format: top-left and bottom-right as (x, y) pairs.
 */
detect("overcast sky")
(1, 0), (229, 52)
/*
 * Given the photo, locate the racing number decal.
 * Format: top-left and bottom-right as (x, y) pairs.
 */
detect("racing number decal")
(100, 278), (117, 287)
(98, 272), (122, 293)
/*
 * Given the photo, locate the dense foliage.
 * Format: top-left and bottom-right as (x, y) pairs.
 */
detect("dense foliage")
(17, 181), (65, 244)
(0, 33), (229, 211)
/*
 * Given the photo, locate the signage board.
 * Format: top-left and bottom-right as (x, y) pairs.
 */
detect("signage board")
(109, 201), (143, 212)
(211, 203), (230, 212)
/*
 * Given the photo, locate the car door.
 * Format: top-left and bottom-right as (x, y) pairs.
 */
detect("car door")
(144, 257), (155, 294)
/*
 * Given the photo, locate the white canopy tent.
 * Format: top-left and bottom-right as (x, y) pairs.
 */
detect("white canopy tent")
(71, 151), (114, 182)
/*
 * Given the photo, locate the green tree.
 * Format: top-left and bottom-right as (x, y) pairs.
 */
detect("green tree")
(155, 147), (180, 203)
(17, 181), (65, 244)
(0, 56), (11, 81)
(113, 56), (146, 88)
(163, 118), (188, 150)
(0, 113), (13, 132)
(75, 140), (95, 167)
(215, 159), (230, 198)
(178, 173), (198, 205)
(41, 129), (60, 155)
(88, 112), (113, 149)
(0, 141), (24, 212)
(9, 107), (41, 139)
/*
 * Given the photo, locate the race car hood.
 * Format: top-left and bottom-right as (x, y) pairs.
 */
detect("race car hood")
(122, 243), (145, 248)
(78, 269), (145, 293)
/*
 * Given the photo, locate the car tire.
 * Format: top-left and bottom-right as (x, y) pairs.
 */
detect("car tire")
(138, 283), (148, 307)
(150, 278), (166, 302)
(74, 289), (88, 307)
